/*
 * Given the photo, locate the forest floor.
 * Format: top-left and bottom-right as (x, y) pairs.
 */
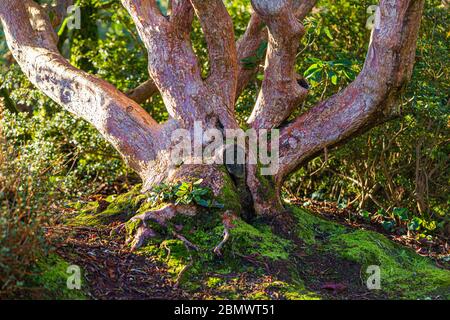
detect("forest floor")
(41, 185), (449, 300)
(287, 198), (449, 264)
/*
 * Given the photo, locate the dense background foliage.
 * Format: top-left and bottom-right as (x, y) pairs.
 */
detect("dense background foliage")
(0, 0), (448, 297)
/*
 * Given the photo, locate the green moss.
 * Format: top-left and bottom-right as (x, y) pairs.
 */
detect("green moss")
(326, 229), (450, 299)
(216, 167), (243, 212)
(247, 291), (270, 299)
(139, 240), (191, 277)
(267, 281), (321, 300)
(206, 277), (222, 288)
(65, 185), (449, 300)
(254, 165), (277, 202)
(290, 206), (450, 299)
(125, 219), (142, 238)
(30, 254), (87, 300)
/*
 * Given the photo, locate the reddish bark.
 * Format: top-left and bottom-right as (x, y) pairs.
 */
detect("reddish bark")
(0, 0), (425, 218)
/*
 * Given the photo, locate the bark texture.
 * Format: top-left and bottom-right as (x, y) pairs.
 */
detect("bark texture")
(0, 0), (425, 219)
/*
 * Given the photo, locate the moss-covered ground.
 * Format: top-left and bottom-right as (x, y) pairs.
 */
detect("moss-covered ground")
(61, 186), (449, 300)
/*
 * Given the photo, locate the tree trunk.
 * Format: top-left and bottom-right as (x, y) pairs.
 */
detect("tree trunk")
(0, 0), (425, 237)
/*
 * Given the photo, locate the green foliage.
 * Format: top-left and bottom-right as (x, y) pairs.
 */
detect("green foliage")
(0, 123), (85, 299)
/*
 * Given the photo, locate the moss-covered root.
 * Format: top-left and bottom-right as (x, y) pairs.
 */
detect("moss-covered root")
(30, 254), (87, 300)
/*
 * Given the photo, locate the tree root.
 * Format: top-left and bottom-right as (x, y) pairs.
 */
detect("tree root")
(213, 211), (236, 256)
(127, 225), (157, 251)
(111, 203), (199, 251)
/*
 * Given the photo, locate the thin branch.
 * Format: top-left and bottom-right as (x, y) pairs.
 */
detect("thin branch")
(126, 79), (159, 104)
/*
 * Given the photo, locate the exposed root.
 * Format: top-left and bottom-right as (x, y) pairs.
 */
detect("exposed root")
(121, 203), (199, 251)
(213, 224), (230, 256)
(109, 223), (125, 237)
(213, 211), (236, 256)
(175, 259), (194, 287)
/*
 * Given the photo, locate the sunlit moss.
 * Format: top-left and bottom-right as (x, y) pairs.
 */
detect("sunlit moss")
(30, 254), (87, 300)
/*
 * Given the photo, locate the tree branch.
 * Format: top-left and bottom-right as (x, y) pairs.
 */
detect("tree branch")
(247, 0), (308, 129)
(125, 1), (194, 105)
(126, 1), (316, 111)
(276, 0), (425, 182)
(126, 79), (159, 104)
(189, 0), (238, 111)
(0, 0), (162, 175)
(236, 0), (317, 99)
(170, 0), (194, 34)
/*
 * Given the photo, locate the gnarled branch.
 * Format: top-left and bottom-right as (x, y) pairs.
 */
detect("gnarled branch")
(236, 0), (317, 99)
(190, 0), (238, 115)
(122, 0), (208, 127)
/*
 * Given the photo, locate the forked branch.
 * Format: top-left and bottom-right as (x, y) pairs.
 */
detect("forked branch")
(236, 0), (317, 99)
(122, 0), (207, 127)
(190, 0), (238, 112)
(276, 0), (425, 182)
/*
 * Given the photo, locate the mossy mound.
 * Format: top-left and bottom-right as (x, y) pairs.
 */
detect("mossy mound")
(66, 188), (450, 300)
